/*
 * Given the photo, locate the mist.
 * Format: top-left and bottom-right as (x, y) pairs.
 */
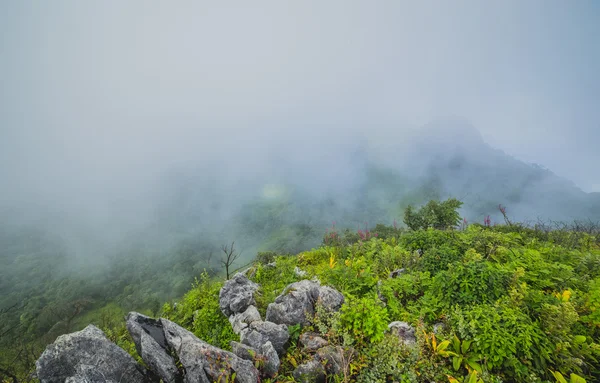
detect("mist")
(1, 1), (600, 263)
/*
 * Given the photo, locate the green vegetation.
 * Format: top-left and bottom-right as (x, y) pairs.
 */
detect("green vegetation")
(3, 198), (600, 382)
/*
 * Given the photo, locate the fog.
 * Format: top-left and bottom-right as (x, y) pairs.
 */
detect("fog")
(1, 1), (600, 258)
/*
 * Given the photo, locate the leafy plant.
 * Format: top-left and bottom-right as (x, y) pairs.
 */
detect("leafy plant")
(404, 198), (463, 231)
(447, 370), (485, 383)
(340, 295), (389, 344)
(550, 370), (587, 383)
(450, 335), (482, 374)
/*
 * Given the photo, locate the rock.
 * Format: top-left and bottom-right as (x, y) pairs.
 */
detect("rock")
(240, 321), (289, 355)
(294, 266), (308, 277)
(389, 268), (405, 278)
(126, 312), (180, 383)
(299, 332), (328, 351)
(265, 262), (277, 268)
(292, 359), (326, 383)
(317, 286), (344, 312)
(388, 321), (417, 345)
(219, 273), (260, 317)
(230, 341), (258, 361)
(240, 266), (257, 279)
(229, 305), (262, 334)
(230, 341), (280, 378)
(259, 341), (280, 378)
(316, 346), (346, 375)
(266, 280), (344, 326)
(36, 325), (150, 383)
(433, 322), (445, 334)
(161, 318), (259, 383)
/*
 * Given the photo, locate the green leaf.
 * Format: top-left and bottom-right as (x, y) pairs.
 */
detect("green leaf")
(466, 359), (482, 373)
(551, 371), (568, 383)
(462, 339), (472, 354)
(574, 335), (587, 344)
(452, 335), (461, 352)
(467, 371), (479, 383)
(437, 340), (451, 352)
(570, 373), (587, 383)
(453, 356), (462, 371)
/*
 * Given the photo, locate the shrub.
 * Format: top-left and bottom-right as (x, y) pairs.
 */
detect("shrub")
(418, 244), (463, 275)
(404, 198), (463, 231)
(428, 259), (514, 309)
(449, 302), (551, 380)
(340, 294), (389, 345)
(255, 251), (278, 264)
(379, 271), (432, 320)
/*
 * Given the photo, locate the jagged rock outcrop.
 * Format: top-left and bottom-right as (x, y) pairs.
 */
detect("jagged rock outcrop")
(239, 320), (289, 356)
(259, 341), (280, 378)
(299, 332), (328, 351)
(37, 314), (260, 383)
(161, 318), (259, 383)
(219, 273), (259, 317)
(266, 280), (344, 326)
(36, 325), (151, 383)
(388, 321), (417, 345)
(228, 305), (261, 335)
(231, 341), (280, 378)
(127, 312), (180, 383)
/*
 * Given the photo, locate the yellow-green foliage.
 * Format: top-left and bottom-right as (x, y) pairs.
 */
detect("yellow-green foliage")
(249, 220), (600, 382)
(6, 203), (600, 383)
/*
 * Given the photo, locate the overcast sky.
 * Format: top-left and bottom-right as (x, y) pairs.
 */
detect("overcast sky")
(1, 0), (599, 213)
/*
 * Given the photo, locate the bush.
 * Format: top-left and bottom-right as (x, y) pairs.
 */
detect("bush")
(255, 251), (278, 264)
(404, 198), (463, 231)
(379, 271), (432, 321)
(422, 259), (514, 316)
(449, 302), (551, 380)
(340, 294), (389, 345)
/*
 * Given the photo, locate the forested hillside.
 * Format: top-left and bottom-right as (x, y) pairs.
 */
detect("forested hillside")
(3, 197), (600, 382)
(2, 123), (600, 382)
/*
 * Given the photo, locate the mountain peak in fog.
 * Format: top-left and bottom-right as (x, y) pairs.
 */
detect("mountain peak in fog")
(420, 116), (485, 148)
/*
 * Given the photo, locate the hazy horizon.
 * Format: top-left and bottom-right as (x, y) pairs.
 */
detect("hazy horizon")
(1, 1), (599, 240)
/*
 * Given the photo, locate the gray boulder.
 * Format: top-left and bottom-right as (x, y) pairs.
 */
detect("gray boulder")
(240, 321), (289, 355)
(292, 359), (326, 383)
(316, 346), (347, 375)
(126, 312), (180, 383)
(36, 325), (150, 383)
(389, 268), (406, 278)
(161, 318), (259, 383)
(266, 280), (344, 327)
(259, 341), (280, 378)
(317, 286), (344, 312)
(388, 321), (417, 345)
(219, 273), (260, 317)
(299, 332), (328, 351)
(231, 341), (259, 361)
(229, 305), (262, 335)
(230, 341), (280, 378)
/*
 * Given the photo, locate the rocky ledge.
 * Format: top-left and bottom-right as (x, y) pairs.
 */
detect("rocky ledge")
(35, 273), (352, 382)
